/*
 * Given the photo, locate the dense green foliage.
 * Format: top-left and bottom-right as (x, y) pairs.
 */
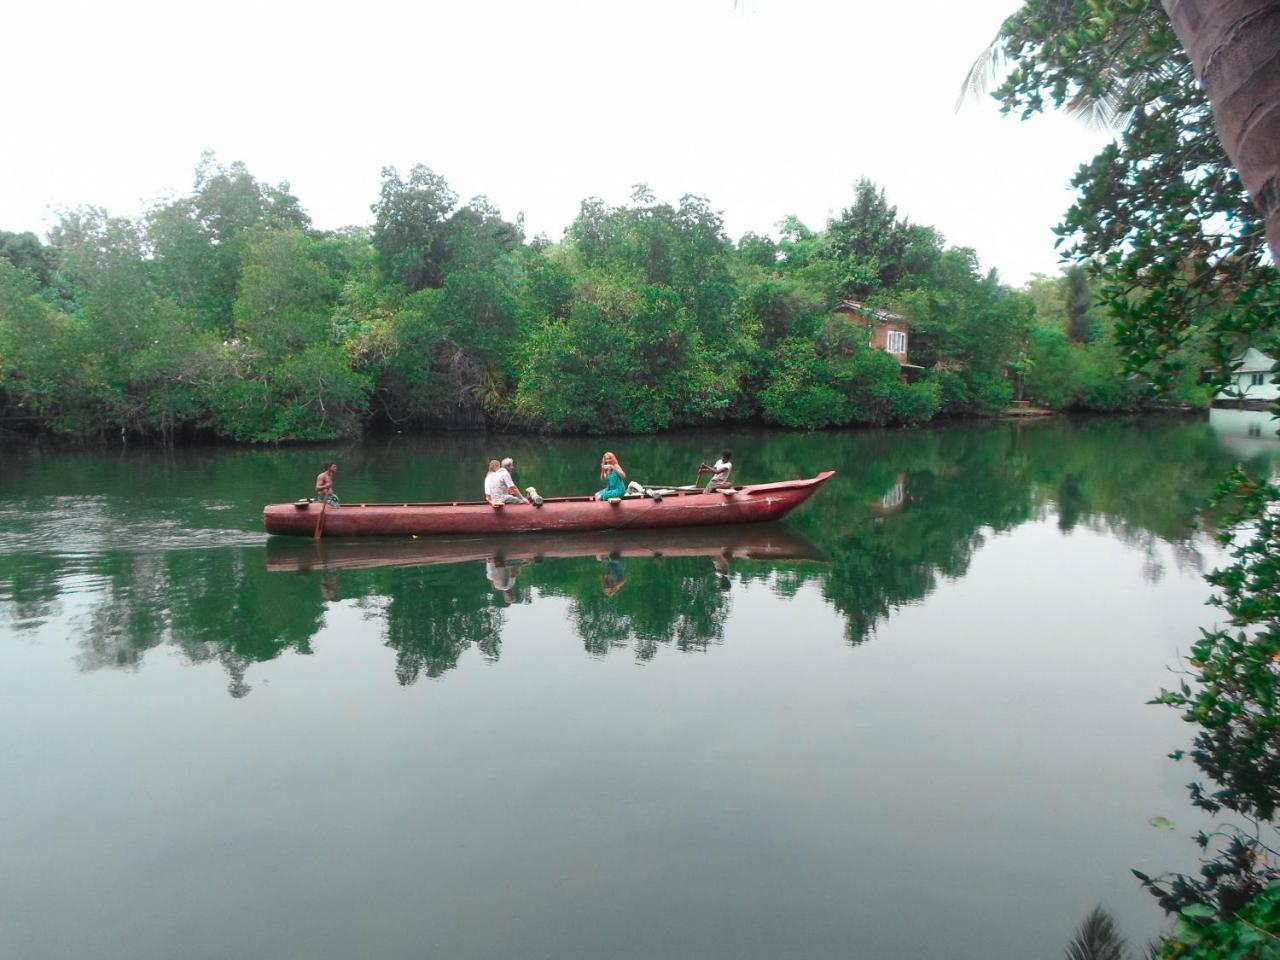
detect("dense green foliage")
(981, 0), (1280, 952)
(981, 0), (1279, 389)
(0, 159), (1188, 442)
(1155, 884), (1280, 959)
(1139, 470), (1280, 929)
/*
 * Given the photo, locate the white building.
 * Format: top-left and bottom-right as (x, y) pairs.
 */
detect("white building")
(1214, 347), (1279, 407)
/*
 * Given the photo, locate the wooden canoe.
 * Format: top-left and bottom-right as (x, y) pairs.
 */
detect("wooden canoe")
(263, 471), (835, 538)
(264, 524), (828, 572)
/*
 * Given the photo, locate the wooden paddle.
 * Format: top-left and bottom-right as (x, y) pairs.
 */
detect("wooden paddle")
(313, 499), (328, 539)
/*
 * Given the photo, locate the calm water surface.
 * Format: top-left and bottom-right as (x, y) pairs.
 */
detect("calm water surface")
(2, 414), (1277, 959)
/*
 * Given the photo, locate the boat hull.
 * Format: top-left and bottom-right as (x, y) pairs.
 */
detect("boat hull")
(263, 471), (835, 538)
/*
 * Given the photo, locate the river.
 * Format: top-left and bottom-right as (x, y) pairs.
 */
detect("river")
(1, 412), (1275, 959)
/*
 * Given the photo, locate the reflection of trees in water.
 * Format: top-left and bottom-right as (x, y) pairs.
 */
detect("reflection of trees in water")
(78, 553), (170, 671)
(373, 567), (506, 684)
(539, 557), (731, 661)
(775, 418), (1235, 643)
(0, 416), (1264, 694)
(0, 553), (66, 629)
(778, 432), (1038, 643)
(21, 547), (329, 698)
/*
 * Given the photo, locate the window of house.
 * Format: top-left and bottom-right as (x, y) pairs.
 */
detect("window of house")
(886, 330), (906, 354)
(882, 481), (905, 509)
(1251, 372), (1265, 386)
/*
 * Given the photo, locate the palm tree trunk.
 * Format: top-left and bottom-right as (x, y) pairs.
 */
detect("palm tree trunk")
(1161, 1), (1280, 261)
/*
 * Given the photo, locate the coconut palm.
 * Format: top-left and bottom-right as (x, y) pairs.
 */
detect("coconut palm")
(1160, 0), (1280, 262)
(1062, 906), (1159, 960)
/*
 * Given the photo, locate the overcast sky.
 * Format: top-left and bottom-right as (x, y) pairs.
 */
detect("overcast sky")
(2, 0), (1114, 285)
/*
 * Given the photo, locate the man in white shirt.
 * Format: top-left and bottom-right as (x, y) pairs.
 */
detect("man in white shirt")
(701, 448), (733, 491)
(485, 459), (526, 504)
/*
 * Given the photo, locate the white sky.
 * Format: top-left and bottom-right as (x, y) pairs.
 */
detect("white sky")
(1, 0), (1114, 285)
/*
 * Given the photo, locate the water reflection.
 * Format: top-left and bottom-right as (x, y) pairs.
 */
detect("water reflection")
(263, 525), (826, 572)
(1, 416), (1277, 697)
(1208, 407), (1280, 462)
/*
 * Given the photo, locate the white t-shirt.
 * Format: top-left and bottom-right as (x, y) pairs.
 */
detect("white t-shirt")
(711, 459), (732, 483)
(484, 470), (509, 500)
(486, 560), (515, 590)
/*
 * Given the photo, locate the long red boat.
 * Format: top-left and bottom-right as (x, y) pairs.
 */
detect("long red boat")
(263, 471), (835, 538)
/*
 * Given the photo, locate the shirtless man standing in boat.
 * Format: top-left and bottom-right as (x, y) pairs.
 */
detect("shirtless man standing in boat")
(316, 462), (339, 506)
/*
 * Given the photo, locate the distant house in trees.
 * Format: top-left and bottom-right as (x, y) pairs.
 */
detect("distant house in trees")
(833, 300), (924, 378)
(1213, 347), (1278, 408)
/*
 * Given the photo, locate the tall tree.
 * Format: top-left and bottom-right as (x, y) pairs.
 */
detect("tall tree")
(823, 179), (941, 300)
(0, 231), (55, 287)
(147, 154), (311, 337)
(1161, 0), (1280, 261)
(976, 0), (1279, 388)
(370, 165), (459, 292)
(1063, 264), (1093, 343)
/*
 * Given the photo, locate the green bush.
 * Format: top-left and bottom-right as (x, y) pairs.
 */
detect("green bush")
(1025, 326), (1078, 408)
(210, 344), (370, 442)
(963, 368), (1014, 413)
(516, 281), (722, 433)
(927, 368), (970, 414)
(760, 336), (938, 428)
(1157, 882), (1280, 959)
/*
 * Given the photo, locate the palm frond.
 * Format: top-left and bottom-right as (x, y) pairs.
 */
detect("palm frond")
(1064, 84), (1132, 130)
(955, 35), (1006, 113)
(1064, 55), (1195, 130)
(1065, 906), (1128, 960)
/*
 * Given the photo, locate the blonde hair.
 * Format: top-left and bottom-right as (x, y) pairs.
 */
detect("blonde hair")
(488, 459), (500, 472)
(600, 451), (625, 481)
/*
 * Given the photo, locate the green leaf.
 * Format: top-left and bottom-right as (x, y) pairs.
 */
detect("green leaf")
(1180, 903), (1215, 919)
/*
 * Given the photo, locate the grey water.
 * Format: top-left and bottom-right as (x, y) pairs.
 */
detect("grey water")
(1, 411), (1275, 959)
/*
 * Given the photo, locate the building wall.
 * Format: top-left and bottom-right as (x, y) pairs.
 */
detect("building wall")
(869, 321), (909, 364)
(1215, 371), (1280, 403)
(1213, 348), (1278, 404)
(832, 303), (910, 365)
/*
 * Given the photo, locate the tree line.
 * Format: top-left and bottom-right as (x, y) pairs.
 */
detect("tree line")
(0, 154), (1208, 443)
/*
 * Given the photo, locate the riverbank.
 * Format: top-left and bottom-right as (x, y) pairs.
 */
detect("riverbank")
(0, 402), (1212, 451)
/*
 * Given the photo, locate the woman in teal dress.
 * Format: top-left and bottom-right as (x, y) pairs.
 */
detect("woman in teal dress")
(595, 451), (628, 501)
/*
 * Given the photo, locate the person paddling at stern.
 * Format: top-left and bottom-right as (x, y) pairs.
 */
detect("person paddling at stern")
(701, 449), (733, 492)
(595, 452), (628, 501)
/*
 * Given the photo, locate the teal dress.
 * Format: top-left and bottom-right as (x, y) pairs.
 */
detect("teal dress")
(596, 468), (627, 500)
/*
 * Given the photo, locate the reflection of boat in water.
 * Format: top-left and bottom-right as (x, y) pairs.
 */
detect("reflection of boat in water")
(263, 472), (835, 537)
(265, 524), (828, 572)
